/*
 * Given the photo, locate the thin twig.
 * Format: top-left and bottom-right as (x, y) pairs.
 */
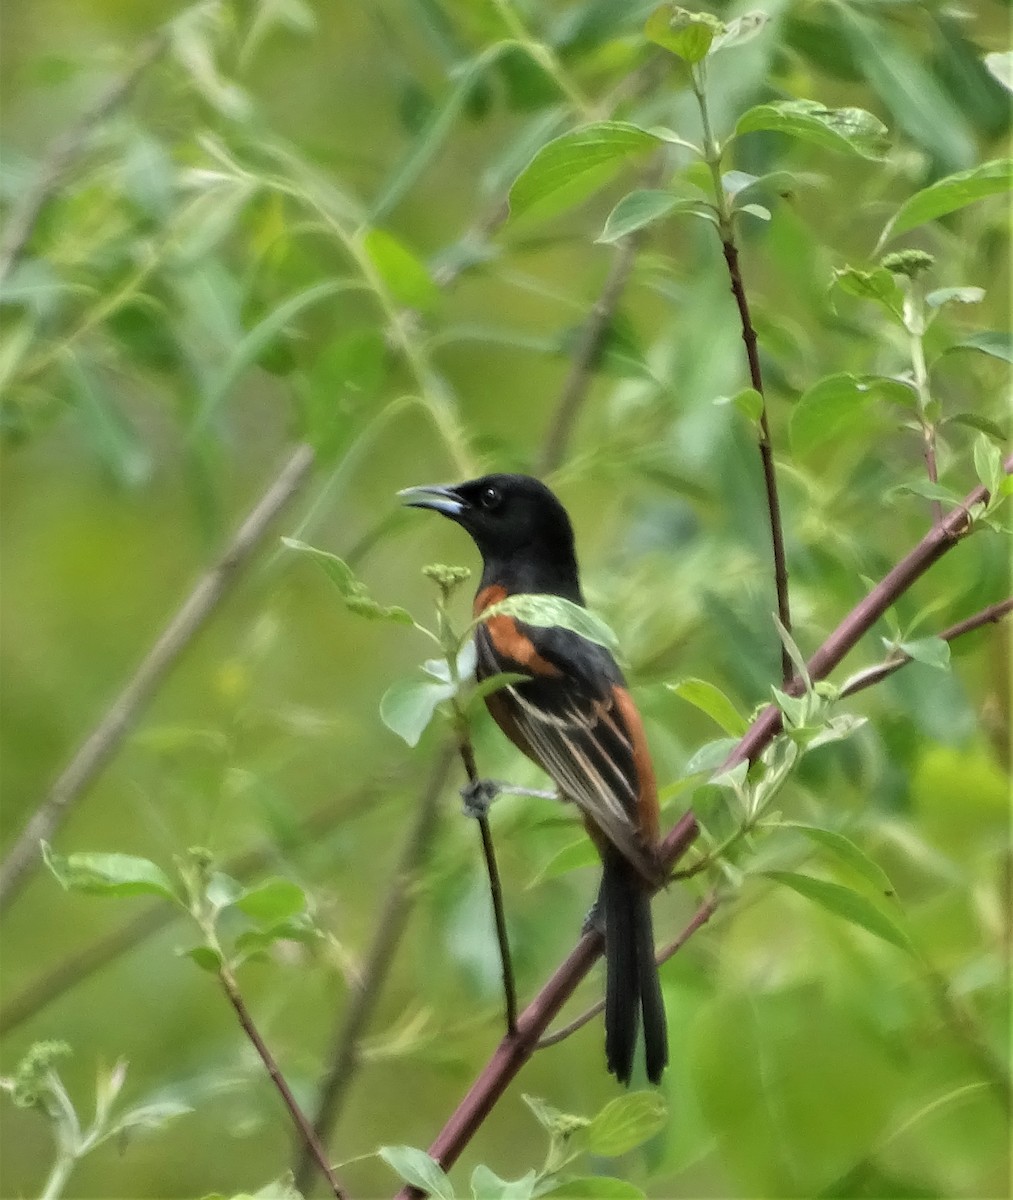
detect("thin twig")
(691, 65), (792, 683)
(455, 731), (518, 1036)
(218, 966), (346, 1200)
(395, 460), (1012, 1197)
(0, 443), (316, 913)
(393, 811), (700, 1200)
(535, 597), (1008, 1051)
(839, 597), (1013, 699)
(537, 891), (719, 1049)
(0, 780), (384, 1036)
(537, 159), (665, 476)
(720, 237), (792, 684)
(724, 457), (1012, 771)
(0, 34), (167, 288)
(293, 748), (453, 1195)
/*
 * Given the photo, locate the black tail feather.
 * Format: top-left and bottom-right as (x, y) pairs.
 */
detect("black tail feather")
(601, 850), (668, 1086)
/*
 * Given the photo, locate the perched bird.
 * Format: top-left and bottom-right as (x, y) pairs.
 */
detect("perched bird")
(399, 472), (668, 1085)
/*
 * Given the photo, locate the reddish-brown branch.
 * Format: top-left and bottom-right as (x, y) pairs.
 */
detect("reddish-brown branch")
(723, 459), (1010, 770)
(393, 811), (700, 1199)
(839, 596), (1013, 698)
(720, 237), (792, 685)
(219, 967), (346, 1200)
(0, 443), (316, 912)
(394, 458), (1010, 1199)
(537, 891), (719, 1049)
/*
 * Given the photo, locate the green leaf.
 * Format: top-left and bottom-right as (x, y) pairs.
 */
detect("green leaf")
(770, 686), (807, 729)
(371, 44), (512, 223)
(63, 356), (151, 488)
(682, 737), (738, 776)
(667, 678), (747, 736)
(945, 331), (1013, 365)
(543, 1178), (645, 1199)
(528, 838), (600, 887)
(644, 6), (721, 63)
(736, 202), (770, 222)
(765, 871), (914, 954)
(234, 878), (307, 924)
(790, 373), (911, 457)
(773, 823), (896, 897)
(984, 51), (1013, 93)
(735, 100), (888, 159)
(508, 123), (661, 222)
(830, 266), (903, 318)
(945, 412), (1006, 442)
(587, 1092), (668, 1156)
(838, 5), (973, 173)
(465, 670), (530, 707)
(362, 228), (440, 312)
(282, 538), (414, 624)
(179, 944), (224, 972)
(109, 1099), (193, 1135)
(481, 594), (619, 654)
(597, 190), (684, 243)
(896, 636), (951, 671)
(379, 1146), (454, 1200)
(889, 479), (965, 506)
(380, 678), (455, 746)
(973, 433), (1004, 496)
(42, 843), (178, 901)
(194, 281), (354, 433)
(730, 387), (764, 422)
(925, 286), (985, 309)
(878, 159), (1012, 247)
(469, 1166), (536, 1200)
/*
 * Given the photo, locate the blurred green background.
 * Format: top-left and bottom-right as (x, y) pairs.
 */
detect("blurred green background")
(1, 1), (1010, 1197)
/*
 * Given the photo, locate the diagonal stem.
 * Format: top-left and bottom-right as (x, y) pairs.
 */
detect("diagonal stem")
(720, 237), (792, 684)
(455, 730), (518, 1036)
(293, 749), (452, 1194)
(393, 458), (1011, 1198)
(0, 443), (315, 913)
(218, 966), (346, 1200)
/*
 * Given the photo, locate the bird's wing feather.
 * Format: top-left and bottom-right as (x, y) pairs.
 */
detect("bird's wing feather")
(475, 621), (655, 879)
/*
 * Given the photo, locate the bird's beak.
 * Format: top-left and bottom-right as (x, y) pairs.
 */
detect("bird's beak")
(398, 483), (465, 518)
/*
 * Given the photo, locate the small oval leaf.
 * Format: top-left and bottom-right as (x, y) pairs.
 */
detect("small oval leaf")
(587, 1091), (668, 1156)
(42, 844), (178, 901)
(765, 870), (915, 954)
(379, 1145), (455, 1200)
(508, 123), (661, 222)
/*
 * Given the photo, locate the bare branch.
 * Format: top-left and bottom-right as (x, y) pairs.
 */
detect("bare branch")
(0, 33), (167, 288)
(453, 729), (518, 1036)
(724, 458), (1012, 772)
(537, 891), (719, 1049)
(0, 443), (316, 912)
(0, 782), (380, 1035)
(720, 237), (792, 684)
(391, 811), (700, 1200)
(218, 965), (346, 1200)
(293, 748), (452, 1194)
(839, 597), (1013, 699)
(393, 460), (1011, 1196)
(538, 160), (665, 476)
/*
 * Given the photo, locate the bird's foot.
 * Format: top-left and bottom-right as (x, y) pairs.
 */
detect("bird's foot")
(460, 779), (558, 818)
(460, 778), (502, 818)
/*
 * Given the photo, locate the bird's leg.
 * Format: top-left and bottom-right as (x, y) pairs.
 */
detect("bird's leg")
(460, 779), (558, 817)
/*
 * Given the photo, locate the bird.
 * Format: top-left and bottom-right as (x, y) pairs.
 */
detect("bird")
(399, 472), (668, 1085)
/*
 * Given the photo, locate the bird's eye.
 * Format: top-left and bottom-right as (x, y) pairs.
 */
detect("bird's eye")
(479, 485), (502, 511)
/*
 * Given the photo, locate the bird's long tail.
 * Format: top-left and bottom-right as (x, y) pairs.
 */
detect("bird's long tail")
(601, 848), (668, 1085)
